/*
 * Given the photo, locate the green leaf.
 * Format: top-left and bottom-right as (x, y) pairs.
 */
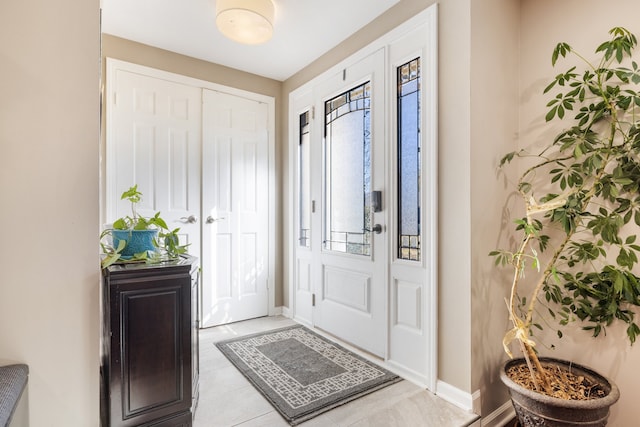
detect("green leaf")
(101, 253), (121, 269)
(574, 144), (583, 158)
(499, 151), (516, 167)
(151, 217), (169, 230)
(544, 80), (557, 93)
(614, 270), (625, 293)
(120, 185), (142, 203)
(113, 218), (127, 230)
(552, 42), (571, 66)
(628, 323), (640, 345)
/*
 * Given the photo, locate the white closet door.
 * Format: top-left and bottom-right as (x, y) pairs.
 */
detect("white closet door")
(108, 69), (202, 257)
(201, 89), (269, 327)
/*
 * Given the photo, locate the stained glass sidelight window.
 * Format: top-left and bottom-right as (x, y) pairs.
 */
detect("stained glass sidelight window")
(298, 111), (311, 248)
(397, 58), (421, 261)
(324, 82), (372, 256)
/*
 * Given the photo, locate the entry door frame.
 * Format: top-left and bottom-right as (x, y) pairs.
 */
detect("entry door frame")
(104, 58), (277, 320)
(286, 5), (438, 391)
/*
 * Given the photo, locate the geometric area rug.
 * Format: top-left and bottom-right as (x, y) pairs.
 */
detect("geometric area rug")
(215, 324), (402, 425)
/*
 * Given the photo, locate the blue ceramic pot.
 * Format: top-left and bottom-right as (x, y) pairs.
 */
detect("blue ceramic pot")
(112, 229), (158, 257)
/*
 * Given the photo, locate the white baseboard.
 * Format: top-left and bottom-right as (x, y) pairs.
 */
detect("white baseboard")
(435, 383), (514, 426)
(472, 389), (481, 414)
(481, 400), (515, 427)
(435, 380), (475, 412)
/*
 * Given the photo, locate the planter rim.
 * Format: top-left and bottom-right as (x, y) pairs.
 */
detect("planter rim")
(500, 357), (620, 408)
(112, 228), (159, 233)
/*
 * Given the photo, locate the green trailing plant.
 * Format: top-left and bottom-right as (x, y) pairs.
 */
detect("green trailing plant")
(491, 27), (640, 394)
(100, 185), (188, 268)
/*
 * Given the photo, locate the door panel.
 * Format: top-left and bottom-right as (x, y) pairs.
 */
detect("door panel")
(323, 266), (370, 312)
(314, 49), (387, 357)
(108, 70), (201, 255)
(201, 89), (269, 327)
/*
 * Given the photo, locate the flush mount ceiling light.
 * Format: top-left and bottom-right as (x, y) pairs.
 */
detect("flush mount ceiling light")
(216, 0), (275, 45)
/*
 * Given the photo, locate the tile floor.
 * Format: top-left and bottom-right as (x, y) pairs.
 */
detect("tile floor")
(193, 316), (480, 427)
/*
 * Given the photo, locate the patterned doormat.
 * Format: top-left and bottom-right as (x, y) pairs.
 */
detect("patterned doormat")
(215, 324), (402, 425)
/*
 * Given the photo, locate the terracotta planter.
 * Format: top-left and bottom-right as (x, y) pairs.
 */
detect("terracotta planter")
(500, 357), (619, 427)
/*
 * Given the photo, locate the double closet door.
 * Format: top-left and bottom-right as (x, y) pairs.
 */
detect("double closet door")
(106, 59), (272, 328)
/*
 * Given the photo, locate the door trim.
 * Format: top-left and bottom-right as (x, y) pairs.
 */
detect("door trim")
(104, 58), (277, 319)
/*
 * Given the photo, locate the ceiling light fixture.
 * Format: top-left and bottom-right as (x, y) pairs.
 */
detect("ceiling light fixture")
(215, 0), (275, 45)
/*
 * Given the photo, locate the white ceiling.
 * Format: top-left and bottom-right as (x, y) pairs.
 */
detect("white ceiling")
(101, 0), (400, 81)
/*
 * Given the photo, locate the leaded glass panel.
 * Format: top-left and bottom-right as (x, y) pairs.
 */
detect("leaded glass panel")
(397, 58), (421, 261)
(298, 111), (311, 248)
(324, 81), (372, 256)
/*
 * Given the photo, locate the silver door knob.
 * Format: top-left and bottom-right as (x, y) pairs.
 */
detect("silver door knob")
(364, 224), (383, 234)
(206, 216), (225, 224)
(180, 215), (197, 224)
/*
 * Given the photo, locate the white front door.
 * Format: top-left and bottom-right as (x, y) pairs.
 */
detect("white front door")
(290, 7), (438, 387)
(313, 49), (387, 357)
(201, 89), (270, 327)
(107, 69), (202, 254)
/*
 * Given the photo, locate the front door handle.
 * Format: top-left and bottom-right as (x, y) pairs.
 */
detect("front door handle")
(206, 216), (225, 224)
(364, 224), (383, 234)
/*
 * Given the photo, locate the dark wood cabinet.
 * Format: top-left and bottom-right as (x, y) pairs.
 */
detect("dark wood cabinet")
(101, 255), (199, 427)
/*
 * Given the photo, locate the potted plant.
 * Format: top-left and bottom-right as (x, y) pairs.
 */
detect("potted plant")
(100, 185), (188, 268)
(491, 27), (640, 425)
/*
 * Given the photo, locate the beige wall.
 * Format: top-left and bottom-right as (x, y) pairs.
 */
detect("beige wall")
(100, 35), (285, 306)
(102, 35), (282, 100)
(0, 0), (101, 425)
(434, 0), (473, 393)
(469, 0), (520, 416)
(518, 1), (640, 424)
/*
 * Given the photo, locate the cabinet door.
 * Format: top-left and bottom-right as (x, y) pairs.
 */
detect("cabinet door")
(110, 275), (191, 426)
(191, 269), (200, 411)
